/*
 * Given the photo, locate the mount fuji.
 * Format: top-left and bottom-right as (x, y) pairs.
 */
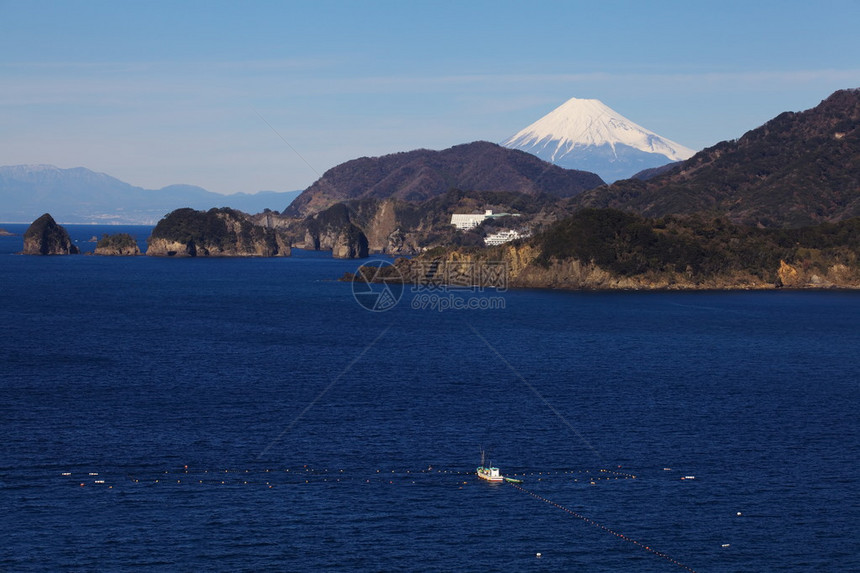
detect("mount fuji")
(502, 97), (696, 183)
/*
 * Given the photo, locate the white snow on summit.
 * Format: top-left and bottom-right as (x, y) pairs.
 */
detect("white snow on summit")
(502, 97), (695, 182)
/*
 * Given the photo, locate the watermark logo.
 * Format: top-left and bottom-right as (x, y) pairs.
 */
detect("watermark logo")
(352, 260), (507, 312)
(351, 260), (405, 312)
(410, 293), (506, 311)
(411, 261), (508, 292)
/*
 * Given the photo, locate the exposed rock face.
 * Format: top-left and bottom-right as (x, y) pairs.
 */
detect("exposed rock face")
(332, 223), (369, 259)
(146, 238), (196, 257)
(93, 233), (141, 256)
(22, 213), (79, 255)
(775, 259), (853, 288)
(776, 259), (802, 288)
(389, 245), (860, 291)
(146, 207), (291, 257)
(294, 203), (371, 256)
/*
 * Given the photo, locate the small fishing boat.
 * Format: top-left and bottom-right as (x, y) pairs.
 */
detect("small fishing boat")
(504, 476), (522, 484)
(476, 450), (504, 482)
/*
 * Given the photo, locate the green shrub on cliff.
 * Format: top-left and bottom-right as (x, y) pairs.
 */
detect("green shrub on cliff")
(148, 207), (288, 256)
(152, 207), (249, 249)
(534, 208), (859, 281)
(96, 233), (137, 250)
(150, 207), (230, 246)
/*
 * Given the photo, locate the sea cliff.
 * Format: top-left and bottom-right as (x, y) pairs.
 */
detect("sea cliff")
(382, 245), (860, 291)
(147, 207), (291, 257)
(331, 223), (369, 259)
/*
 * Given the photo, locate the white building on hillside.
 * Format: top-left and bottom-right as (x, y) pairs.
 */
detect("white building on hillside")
(451, 210), (495, 230)
(484, 229), (529, 246)
(451, 209), (521, 230)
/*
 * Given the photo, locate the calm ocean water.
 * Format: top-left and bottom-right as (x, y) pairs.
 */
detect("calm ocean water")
(1, 224), (858, 572)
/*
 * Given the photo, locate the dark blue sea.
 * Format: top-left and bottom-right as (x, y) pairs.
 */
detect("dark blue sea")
(1, 224), (858, 572)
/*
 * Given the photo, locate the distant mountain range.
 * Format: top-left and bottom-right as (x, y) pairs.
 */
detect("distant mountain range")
(9, 88), (857, 239)
(283, 141), (604, 218)
(271, 88), (860, 260)
(573, 89), (860, 227)
(0, 164), (301, 224)
(502, 97), (696, 183)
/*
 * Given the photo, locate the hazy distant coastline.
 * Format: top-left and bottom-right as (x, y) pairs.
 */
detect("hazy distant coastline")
(0, 164), (300, 225)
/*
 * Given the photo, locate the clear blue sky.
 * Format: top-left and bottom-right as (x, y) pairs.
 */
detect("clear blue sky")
(2, 0), (858, 194)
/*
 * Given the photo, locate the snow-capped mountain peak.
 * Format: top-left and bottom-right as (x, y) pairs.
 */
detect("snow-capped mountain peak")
(502, 97), (695, 182)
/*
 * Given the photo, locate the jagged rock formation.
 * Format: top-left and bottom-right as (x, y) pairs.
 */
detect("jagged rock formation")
(574, 89), (860, 227)
(93, 233), (141, 256)
(332, 223), (369, 259)
(283, 141), (604, 218)
(21, 213), (79, 255)
(146, 207), (291, 257)
(291, 200), (414, 255)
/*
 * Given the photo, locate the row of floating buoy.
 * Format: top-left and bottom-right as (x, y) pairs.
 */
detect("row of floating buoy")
(58, 465), (643, 479)
(53, 465), (635, 489)
(504, 468), (636, 477)
(508, 482), (697, 573)
(56, 465), (679, 491)
(57, 466), (475, 489)
(63, 477), (435, 488)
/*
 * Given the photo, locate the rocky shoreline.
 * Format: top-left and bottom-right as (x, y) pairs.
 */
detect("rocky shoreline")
(349, 250), (860, 292)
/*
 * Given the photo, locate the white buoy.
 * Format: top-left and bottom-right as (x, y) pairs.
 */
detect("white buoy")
(737, 511), (743, 516)
(536, 552), (542, 558)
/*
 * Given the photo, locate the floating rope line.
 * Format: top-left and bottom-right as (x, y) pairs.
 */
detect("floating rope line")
(49, 467), (694, 569)
(54, 465), (639, 489)
(54, 465), (478, 489)
(508, 482), (697, 573)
